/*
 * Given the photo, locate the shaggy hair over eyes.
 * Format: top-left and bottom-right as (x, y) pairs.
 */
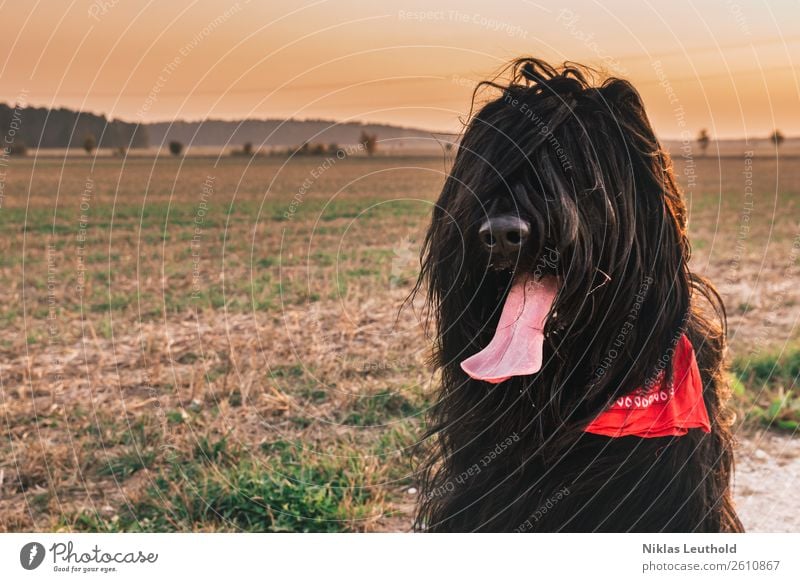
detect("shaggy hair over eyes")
(412, 57), (742, 532)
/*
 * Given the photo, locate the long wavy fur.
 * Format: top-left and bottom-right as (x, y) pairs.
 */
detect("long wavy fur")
(412, 58), (743, 532)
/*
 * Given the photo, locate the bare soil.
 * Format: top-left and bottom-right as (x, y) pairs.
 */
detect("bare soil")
(734, 432), (800, 532)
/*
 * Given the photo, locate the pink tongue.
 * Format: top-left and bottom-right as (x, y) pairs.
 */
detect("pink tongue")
(461, 274), (558, 384)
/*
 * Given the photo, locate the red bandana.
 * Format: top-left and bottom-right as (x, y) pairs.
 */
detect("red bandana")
(584, 334), (711, 438)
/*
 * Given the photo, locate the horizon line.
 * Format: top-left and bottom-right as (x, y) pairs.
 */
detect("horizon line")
(2, 100), (794, 143)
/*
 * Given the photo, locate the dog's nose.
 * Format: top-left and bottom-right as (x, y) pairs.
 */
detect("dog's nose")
(478, 215), (530, 259)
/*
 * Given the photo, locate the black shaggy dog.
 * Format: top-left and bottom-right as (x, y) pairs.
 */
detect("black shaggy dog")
(413, 58), (743, 532)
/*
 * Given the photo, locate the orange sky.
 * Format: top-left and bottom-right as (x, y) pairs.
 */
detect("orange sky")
(1, 0), (798, 139)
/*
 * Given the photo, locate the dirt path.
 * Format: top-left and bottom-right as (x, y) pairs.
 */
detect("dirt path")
(734, 432), (800, 532)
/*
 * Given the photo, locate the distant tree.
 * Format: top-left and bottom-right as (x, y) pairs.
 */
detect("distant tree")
(697, 129), (710, 156)
(770, 129), (785, 148)
(7, 141), (27, 156)
(328, 143), (340, 156)
(169, 141), (183, 156)
(310, 143), (326, 156)
(359, 131), (377, 156)
(83, 134), (96, 154)
(116, 146), (127, 157)
(242, 142), (253, 155)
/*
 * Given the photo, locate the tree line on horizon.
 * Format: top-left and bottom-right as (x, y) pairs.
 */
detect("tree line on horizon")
(0, 103), (148, 153)
(0, 103), (388, 157)
(0, 100), (384, 158)
(0, 102), (791, 157)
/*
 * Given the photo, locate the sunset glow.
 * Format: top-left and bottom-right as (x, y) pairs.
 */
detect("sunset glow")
(1, 1), (798, 137)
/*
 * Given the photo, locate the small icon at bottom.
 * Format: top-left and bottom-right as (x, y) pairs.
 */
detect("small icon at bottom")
(20, 542), (46, 570)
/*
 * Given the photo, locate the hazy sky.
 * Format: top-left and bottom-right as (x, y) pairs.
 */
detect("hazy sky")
(1, 0), (798, 138)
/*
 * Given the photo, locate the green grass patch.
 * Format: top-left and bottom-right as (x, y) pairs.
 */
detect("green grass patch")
(731, 346), (800, 432)
(97, 449), (157, 480)
(341, 390), (420, 427)
(66, 438), (384, 532)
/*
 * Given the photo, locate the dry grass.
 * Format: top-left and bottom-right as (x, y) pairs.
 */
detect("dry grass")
(0, 151), (798, 531)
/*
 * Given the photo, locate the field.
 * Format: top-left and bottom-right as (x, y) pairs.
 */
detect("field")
(0, 152), (798, 532)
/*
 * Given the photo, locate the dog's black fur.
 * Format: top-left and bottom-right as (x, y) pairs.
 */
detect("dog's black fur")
(413, 58), (743, 532)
